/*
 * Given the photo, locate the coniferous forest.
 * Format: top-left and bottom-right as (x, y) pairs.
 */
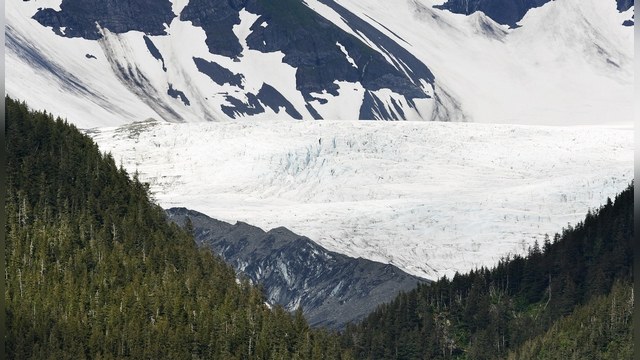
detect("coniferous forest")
(5, 96), (633, 359)
(5, 97), (350, 359)
(340, 183), (634, 359)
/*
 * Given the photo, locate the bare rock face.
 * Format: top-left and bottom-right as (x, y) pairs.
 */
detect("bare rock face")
(31, 0), (435, 120)
(616, 0), (634, 12)
(33, 0), (175, 39)
(433, 0), (552, 27)
(167, 207), (427, 329)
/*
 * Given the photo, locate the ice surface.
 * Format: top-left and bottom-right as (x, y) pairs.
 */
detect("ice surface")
(91, 121), (633, 280)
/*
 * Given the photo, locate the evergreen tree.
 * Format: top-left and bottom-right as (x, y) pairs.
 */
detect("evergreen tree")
(4, 97), (349, 359)
(341, 180), (634, 359)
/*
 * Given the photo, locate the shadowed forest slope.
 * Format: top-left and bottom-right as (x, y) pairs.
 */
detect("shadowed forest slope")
(4, 96), (351, 359)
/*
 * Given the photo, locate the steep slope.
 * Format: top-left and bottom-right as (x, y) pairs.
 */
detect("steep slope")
(7, 0), (439, 125)
(6, 0), (633, 125)
(506, 281), (633, 360)
(167, 208), (426, 328)
(5, 97), (350, 359)
(327, 0), (633, 125)
(433, 0), (552, 27)
(433, 0), (634, 27)
(91, 120), (633, 280)
(340, 183), (634, 359)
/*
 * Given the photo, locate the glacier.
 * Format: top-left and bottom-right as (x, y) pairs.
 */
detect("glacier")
(6, 0), (634, 279)
(91, 120), (633, 279)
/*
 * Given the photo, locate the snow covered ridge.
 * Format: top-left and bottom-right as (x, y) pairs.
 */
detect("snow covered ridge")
(8, 0), (437, 124)
(7, 0), (633, 126)
(90, 120), (633, 280)
(434, 0), (634, 27)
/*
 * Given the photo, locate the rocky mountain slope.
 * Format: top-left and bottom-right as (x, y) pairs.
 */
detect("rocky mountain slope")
(6, 0), (633, 126)
(167, 207), (426, 328)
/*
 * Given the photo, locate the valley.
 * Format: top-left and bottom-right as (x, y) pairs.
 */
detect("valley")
(5, 0), (634, 355)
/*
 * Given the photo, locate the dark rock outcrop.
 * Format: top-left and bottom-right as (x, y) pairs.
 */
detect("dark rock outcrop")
(617, 0), (634, 12)
(30, 0), (439, 120)
(180, 0), (246, 58)
(143, 35), (166, 71)
(247, 0), (432, 103)
(433, 0), (551, 27)
(193, 57), (245, 88)
(256, 83), (303, 119)
(220, 83), (303, 119)
(33, 0), (175, 39)
(167, 84), (190, 106)
(167, 207), (427, 328)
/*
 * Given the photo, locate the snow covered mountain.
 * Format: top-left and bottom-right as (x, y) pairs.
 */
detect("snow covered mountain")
(90, 120), (633, 280)
(6, 0), (633, 126)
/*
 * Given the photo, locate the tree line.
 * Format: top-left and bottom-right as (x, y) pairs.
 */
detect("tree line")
(340, 181), (633, 359)
(5, 96), (352, 359)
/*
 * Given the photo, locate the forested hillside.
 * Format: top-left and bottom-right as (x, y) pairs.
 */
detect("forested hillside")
(4, 97), (350, 359)
(340, 183), (633, 359)
(4, 96), (633, 359)
(506, 280), (633, 360)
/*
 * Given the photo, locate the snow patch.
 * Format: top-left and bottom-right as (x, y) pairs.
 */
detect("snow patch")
(336, 41), (358, 68)
(309, 81), (365, 120)
(169, 0), (191, 16)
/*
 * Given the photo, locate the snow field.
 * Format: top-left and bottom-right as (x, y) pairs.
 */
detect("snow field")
(91, 120), (633, 279)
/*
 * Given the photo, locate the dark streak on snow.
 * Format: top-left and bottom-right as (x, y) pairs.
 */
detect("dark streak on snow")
(362, 14), (411, 46)
(143, 35), (167, 72)
(220, 83), (303, 119)
(168, 84), (191, 106)
(100, 37), (184, 122)
(317, 0), (435, 88)
(193, 57), (244, 88)
(7, 26), (102, 101)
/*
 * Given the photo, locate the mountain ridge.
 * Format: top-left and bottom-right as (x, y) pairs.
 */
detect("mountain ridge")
(8, 0), (632, 126)
(166, 207), (427, 329)
(25, 0), (437, 122)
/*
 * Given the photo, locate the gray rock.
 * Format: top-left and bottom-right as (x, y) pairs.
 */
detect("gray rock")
(167, 207), (428, 329)
(33, 0), (175, 39)
(433, 0), (551, 28)
(616, 0), (634, 12)
(30, 0), (438, 120)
